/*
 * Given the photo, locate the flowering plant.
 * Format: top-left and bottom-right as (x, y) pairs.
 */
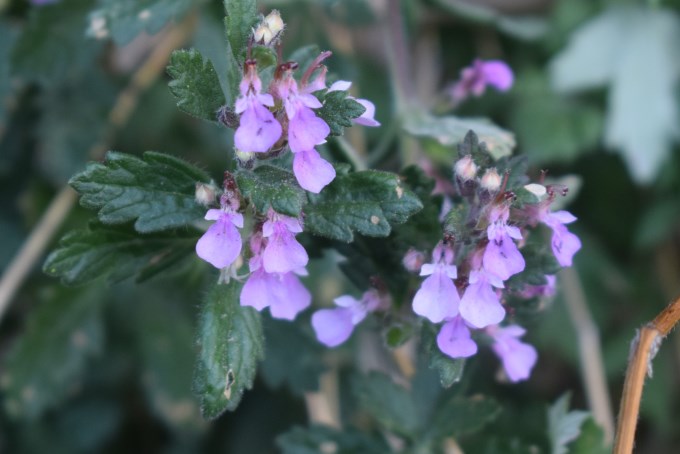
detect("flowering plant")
(13, 0), (680, 452)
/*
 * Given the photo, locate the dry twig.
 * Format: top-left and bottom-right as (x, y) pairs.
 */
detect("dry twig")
(613, 296), (680, 454)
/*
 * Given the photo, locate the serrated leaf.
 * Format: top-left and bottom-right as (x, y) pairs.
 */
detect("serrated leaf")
(90, 0), (194, 45)
(316, 90), (366, 136)
(550, 7), (680, 182)
(193, 281), (264, 419)
(277, 425), (389, 454)
(424, 395), (501, 443)
(352, 372), (421, 438)
(1, 288), (104, 419)
(224, 0), (259, 61)
(259, 318), (326, 395)
(167, 48), (226, 122)
(547, 393), (590, 454)
(422, 325), (466, 388)
(70, 151), (210, 232)
(43, 223), (198, 286)
(404, 113), (516, 160)
(305, 170), (422, 242)
(235, 165), (306, 217)
(11, 0), (100, 85)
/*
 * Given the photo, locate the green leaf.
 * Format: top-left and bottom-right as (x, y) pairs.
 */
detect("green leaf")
(193, 11), (238, 105)
(11, 0), (100, 85)
(259, 318), (326, 395)
(89, 0), (194, 45)
(422, 324), (466, 388)
(316, 90), (366, 136)
(568, 418), (609, 454)
(1, 288), (104, 419)
(383, 323), (415, 348)
(224, 0), (259, 62)
(167, 48), (226, 122)
(277, 425), (389, 454)
(424, 395), (501, 443)
(352, 372), (420, 438)
(235, 165), (306, 217)
(70, 151), (210, 233)
(550, 7), (680, 182)
(404, 113), (516, 160)
(251, 44), (277, 69)
(193, 281), (264, 419)
(547, 393), (590, 454)
(305, 170), (422, 242)
(43, 223), (198, 286)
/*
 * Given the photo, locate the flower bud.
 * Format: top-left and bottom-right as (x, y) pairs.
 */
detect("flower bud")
(195, 182), (217, 206)
(402, 248), (425, 273)
(253, 10), (285, 46)
(454, 155), (477, 182)
(480, 168), (501, 192)
(235, 150), (255, 168)
(253, 23), (274, 45)
(264, 10), (284, 37)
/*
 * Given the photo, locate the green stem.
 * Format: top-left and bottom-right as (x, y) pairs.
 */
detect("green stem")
(334, 136), (368, 171)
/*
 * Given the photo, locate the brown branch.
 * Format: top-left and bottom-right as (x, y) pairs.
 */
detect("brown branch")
(0, 16), (197, 323)
(613, 296), (680, 454)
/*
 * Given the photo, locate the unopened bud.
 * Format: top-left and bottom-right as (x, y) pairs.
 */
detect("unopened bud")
(195, 182), (217, 206)
(402, 248), (425, 273)
(264, 10), (284, 36)
(253, 23), (274, 45)
(480, 168), (501, 192)
(454, 155), (477, 182)
(235, 150), (255, 168)
(253, 10), (285, 45)
(523, 183), (546, 198)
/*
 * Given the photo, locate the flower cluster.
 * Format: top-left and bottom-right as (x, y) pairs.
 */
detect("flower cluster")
(194, 11), (379, 323)
(408, 156), (581, 382)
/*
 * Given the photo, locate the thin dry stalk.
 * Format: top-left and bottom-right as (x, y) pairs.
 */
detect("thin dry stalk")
(613, 296), (680, 454)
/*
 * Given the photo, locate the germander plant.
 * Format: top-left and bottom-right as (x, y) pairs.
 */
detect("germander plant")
(4, 0), (629, 452)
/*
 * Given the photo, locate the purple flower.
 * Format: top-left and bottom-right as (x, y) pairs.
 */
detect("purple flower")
(240, 238), (311, 320)
(483, 205), (525, 280)
(517, 275), (557, 299)
(328, 81), (380, 127)
(234, 61), (282, 152)
(274, 74), (330, 153)
(450, 59), (514, 103)
(262, 211), (308, 274)
(412, 243), (460, 323)
(488, 325), (538, 382)
(311, 290), (384, 347)
(292, 148), (336, 193)
(437, 316), (478, 359)
(241, 268), (311, 320)
(540, 210), (582, 267)
(195, 209), (243, 269)
(459, 269), (506, 329)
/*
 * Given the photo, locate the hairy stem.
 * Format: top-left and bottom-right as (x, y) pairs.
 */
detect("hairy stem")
(613, 296), (680, 453)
